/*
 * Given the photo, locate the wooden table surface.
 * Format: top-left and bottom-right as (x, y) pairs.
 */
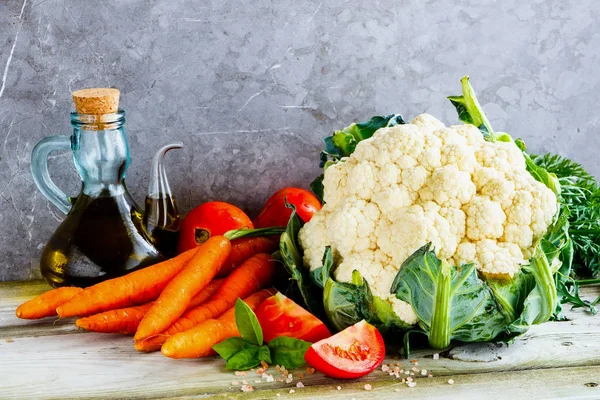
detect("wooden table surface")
(1, 280), (599, 400)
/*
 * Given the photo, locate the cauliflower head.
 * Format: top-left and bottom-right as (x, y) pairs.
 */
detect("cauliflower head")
(298, 114), (558, 325)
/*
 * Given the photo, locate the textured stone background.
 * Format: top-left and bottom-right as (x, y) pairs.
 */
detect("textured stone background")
(1, 0), (599, 281)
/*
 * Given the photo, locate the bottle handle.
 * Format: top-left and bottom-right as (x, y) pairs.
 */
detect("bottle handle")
(30, 136), (73, 215)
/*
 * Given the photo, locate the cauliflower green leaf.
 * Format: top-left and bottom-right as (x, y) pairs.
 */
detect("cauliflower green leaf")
(390, 243), (508, 349)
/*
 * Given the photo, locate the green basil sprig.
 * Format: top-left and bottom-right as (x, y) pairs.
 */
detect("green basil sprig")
(212, 298), (311, 371)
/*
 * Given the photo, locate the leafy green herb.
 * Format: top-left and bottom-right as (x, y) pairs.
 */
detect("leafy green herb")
(532, 153), (600, 277)
(212, 298), (311, 370)
(224, 345), (261, 371)
(212, 337), (250, 361)
(234, 298), (263, 346)
(268, 337), (312, 369)
(309, 174), (325, 204)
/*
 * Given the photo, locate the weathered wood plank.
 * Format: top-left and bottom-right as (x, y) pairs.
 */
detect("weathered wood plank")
(1, 280), (599, 399)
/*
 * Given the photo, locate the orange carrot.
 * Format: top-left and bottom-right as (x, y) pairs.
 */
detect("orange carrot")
(16, 287), (83, 319)
(217, 237), (278, 277)
(134, 236), (232, 341)
(161, 288), (275, 359)
(56, 248), (197, 318)
(134, 253), (276, 352)
(75, 279), (224, 334)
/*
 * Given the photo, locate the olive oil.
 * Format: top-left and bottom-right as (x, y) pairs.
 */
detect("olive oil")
(40, 192), (163, 288)
(143, 194), (180, 257)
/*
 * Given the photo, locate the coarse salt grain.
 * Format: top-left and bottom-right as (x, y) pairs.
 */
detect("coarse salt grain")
(240, 385), (254, 392)
(242, 380), (248, 385)
(289, 389), (295, 394)
(364, 384), (372, 391)
(234, 371), (245, 376)
(406, 377), (413, 382)
(382, 365), (390, 372)
(433, 353), (439, 360)
(407, 382), (417, 388)
(337, 386), (341, 391)
(296, 382), (304, 388)
(448, 379), (455, 385)
(421, 369), (427, 376)
(276, 394), (280, 397)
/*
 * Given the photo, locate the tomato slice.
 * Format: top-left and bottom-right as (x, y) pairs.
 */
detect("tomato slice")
(177, 201), (253, 253)
(253, 187), (322, 228)
(304, 320), (385, 379)
(255, 292), (331, 343)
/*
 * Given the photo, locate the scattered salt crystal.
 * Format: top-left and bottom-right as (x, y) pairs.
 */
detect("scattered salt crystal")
(289, 389), (295, 394)
(406, 377), (413, 382)
(337, 386), (341, 391)
(404, 370), (410, 375)
(240, 385), (254, 392)
(412, 367), (419, 372)
(234, 371), (245, 376)
(296, 382), (304, 388)
(364, 384), (372, 391)
(382, 365), (390, 372)
(421, 369), (427, 376)
(407, 381), (417, 388)
(428, 374), (433, 378)
(276, 394), (281, 397)
(433, 353), (439, 360)
(288, 373), (293, 379)
(448, 379), (455, 385)
(266, 375), (274, 383)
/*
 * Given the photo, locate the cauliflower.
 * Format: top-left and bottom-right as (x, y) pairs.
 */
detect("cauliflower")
(298, 114), (558, 326)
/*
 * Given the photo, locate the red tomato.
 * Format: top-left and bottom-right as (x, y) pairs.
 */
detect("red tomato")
(253, 187), (321, 228)
(255, 292), (331, 343)
(177, 201), (253, 253)
(304, 320), (385, 379)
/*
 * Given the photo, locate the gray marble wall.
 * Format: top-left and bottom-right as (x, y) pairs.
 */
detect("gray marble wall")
(1, 0), (599, 281)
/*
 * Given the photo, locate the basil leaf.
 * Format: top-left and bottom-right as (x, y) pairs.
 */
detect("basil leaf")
(212, 337), (251, 361)
(225, 345), (261, 371)
(258, 345), (272, 364)
(268, 337), (311, 369)
(235, 298), (263, 346)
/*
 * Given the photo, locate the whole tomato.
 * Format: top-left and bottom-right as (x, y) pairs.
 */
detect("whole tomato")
(253, 187), (321, 228)
(177, 201), (253, 253)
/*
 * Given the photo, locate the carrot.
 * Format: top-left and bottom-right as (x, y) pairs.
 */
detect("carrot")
(16, 287), (83, 319)
(134, 236), (232, 341)
(161, 288), (275, 359)
(75, 279), (224, 334)
(134, 253), (276, 352)
(56, 248), (197, 318)
(217, 237), (278, 277)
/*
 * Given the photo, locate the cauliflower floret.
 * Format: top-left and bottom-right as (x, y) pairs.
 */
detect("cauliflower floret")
(420, 165), (476, 208)
(464, 196), (506, 240)
(298, 114), (558, 326)
(475, 239), (525, 278)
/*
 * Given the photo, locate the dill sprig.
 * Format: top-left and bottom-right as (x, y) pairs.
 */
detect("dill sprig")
(532, 153), (600, 277)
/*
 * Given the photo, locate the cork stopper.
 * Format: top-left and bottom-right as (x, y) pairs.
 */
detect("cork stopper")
(72, 88), (120, 114)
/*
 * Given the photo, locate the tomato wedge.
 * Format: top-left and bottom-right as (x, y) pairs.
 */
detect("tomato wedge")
(255, 292), (331, 343)
(253, 187), (321, 228)
(304, 320), (385, 379)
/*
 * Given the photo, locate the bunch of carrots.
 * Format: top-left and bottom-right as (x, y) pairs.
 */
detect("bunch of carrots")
(16, 234), (279, 358)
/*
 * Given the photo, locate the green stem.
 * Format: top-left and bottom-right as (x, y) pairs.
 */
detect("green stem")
(575, 278), (600, 286)
(528, 246), (558, 324)
(429, 260), (452, 349)
(224, 227), (285, 240)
